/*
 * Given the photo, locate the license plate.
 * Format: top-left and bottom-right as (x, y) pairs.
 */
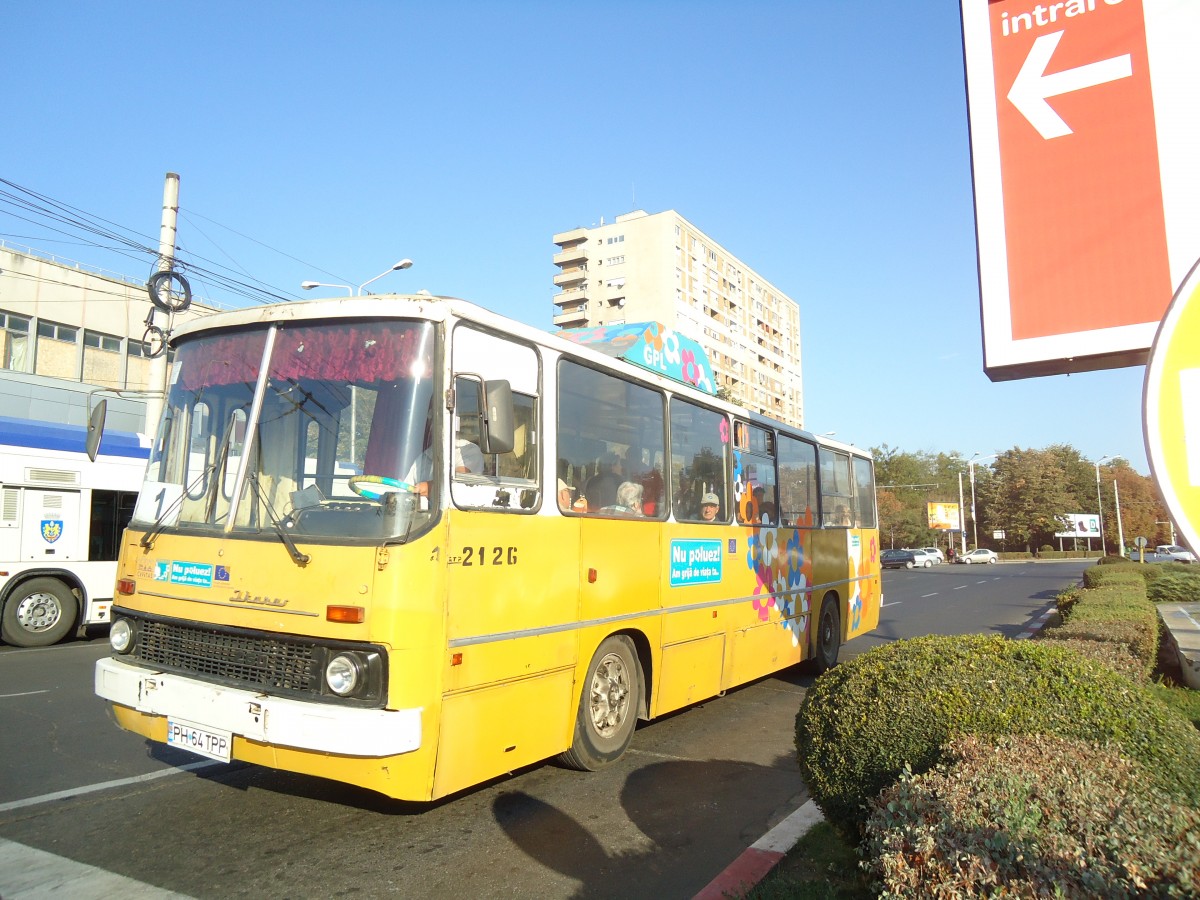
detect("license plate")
(166, 718), (232, 763)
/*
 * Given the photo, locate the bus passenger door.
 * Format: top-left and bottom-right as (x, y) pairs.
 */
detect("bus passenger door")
(437, 325), (578, 797)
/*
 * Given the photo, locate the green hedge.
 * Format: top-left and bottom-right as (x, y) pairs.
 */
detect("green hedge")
(1147, 568), (1200, 605)
(862, 734), (1200, 897)
(1036, 549), (1103, 559)
(795, 634), (1200, 837)
(996, 551), (1034, 561)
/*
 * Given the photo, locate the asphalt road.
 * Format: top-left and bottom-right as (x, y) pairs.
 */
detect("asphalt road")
(0, 560), (1088, 899)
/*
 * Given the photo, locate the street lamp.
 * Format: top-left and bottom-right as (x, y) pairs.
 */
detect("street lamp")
(357, 258), (413, 295)
(300, 281), (353, 295)
(1094, 455), (1119, 556)
(968, 452), (998, 551)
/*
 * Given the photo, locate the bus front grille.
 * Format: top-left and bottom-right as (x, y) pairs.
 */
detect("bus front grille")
(111, 607), (387, 707)
(136, 617), (319, 691)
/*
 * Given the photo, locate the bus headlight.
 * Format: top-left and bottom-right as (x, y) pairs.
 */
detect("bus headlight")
(109, 618), (135, 654)
(325, 654), (363, 696)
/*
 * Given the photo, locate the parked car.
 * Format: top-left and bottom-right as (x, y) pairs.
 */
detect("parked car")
(1157, 544), (1197, 563)
(903, 548), (934, 568)
(957, 548), (999, 564)
(921, 547), (945, 565)
(882, 549), (918, 569)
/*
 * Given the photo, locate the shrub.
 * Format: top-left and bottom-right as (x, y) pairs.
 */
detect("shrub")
(1149, 680), (1200, 731)
(1098, 553), (1134, 565)
(1054, 585), (1082, 618)
(794, 634), (1200, 836)
(1083, 564), (1145, 588)
(1034, 633), (1148, 682)
(862, 734), (1200, 898)
(1039, 544), (1053, 553)
(1147, 568), (1200, 605)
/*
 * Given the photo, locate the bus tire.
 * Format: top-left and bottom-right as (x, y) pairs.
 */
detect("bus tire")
(807, 595), (841, 675)
(1, 577), (78, 648)
(559, 635), (639, 771)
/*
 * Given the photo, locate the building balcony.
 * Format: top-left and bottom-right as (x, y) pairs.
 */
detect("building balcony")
(553, 243), (587, 267)
(553, 268), (587, 287)
(552, 226), (589, 245)
(554, 285), (590, 306)
(553, 305), (589, 328)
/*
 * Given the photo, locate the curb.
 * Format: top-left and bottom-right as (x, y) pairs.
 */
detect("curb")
(693, 600), (1061, 899)
(692, 800), (824, 899)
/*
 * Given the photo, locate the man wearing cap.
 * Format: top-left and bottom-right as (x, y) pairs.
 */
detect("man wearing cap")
(700, 492), (720, 522)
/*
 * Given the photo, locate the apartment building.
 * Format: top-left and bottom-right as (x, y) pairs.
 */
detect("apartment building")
(551, 210), (803, 428)
(0, 242), (217, 433)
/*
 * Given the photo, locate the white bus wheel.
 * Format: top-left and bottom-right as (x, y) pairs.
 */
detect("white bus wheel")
(2, 578), (78, 648)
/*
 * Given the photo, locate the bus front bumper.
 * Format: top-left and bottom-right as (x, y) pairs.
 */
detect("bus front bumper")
(95, 657), (423, 758)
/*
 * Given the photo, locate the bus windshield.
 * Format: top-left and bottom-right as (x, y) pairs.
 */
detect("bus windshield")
(135, 319), (439, 542)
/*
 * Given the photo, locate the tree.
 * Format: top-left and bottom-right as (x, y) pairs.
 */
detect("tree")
(977, 447), (1075, 552)
(1104, 461), (1171, 551)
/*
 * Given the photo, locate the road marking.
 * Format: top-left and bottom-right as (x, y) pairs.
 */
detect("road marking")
(976, 580), (988, 584)
(954, 585), (967, 591)
(881, 601), (903, 607)
(0, 837), (195, 899)
(0, 690), (50, 699)
(921, 593), (938, 598)
(0, 760), (220, 814)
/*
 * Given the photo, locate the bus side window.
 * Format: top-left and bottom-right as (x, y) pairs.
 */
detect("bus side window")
(557, 359), (665, 520)
(778, 434), (817, 527)
(819, 447), (854, 527)
(669, 398), (729, 523)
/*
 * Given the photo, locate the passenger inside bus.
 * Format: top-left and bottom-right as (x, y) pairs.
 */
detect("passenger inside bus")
(584, 451), (622, 511)
(601, 481), (644, 516)
(699, 492), (720, 521)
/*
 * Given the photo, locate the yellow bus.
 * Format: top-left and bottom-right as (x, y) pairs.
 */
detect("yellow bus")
(94, 296), (881, 800)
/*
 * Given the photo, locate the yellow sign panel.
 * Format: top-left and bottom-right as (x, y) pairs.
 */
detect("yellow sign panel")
(927, 502), (961, 531)
(1144, 259), (1200, 556)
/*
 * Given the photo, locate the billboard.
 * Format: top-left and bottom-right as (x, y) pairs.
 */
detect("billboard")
(1055, 513), (1101, 539)
(927, 502), (961, 531)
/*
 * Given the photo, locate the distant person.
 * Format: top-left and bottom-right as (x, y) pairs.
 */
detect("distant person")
(947, 545), (956, 563)
(584, 451), (621, 511)
(700, 492), (720, 522)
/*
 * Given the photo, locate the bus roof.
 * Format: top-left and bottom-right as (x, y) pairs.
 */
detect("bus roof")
(0, 416), (150, 460)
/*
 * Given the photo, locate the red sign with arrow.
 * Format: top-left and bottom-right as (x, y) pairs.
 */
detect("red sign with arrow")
(962, 0), (1195, 380)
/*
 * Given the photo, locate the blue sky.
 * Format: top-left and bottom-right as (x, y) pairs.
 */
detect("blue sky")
(1, 1), (1150, 473)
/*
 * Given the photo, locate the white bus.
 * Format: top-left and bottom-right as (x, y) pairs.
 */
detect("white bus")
(0, 416), (148, 647)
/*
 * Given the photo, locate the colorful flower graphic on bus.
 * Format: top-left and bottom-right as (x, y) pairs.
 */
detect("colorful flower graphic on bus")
(852, 533), (880, 633)
(744, 519), (814, 646)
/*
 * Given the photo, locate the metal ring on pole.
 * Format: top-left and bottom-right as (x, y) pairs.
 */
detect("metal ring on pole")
(147, 269), (192, 313)
(142, 324), (167, 359)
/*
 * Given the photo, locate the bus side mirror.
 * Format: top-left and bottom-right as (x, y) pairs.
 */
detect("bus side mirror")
(482, 380), (515, 455)
(86, 399), (108, 462)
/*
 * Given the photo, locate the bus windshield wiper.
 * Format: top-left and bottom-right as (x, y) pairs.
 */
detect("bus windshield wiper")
(247, 475), (311, 567)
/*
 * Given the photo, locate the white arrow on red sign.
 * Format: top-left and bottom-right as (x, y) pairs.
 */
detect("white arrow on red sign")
(1007, 30), (1133, 139)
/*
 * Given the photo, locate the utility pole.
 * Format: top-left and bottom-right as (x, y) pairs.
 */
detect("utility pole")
(958, 471), (967, 555)
(1113, 479), (1125, 554)
(144, 173), (180, 435)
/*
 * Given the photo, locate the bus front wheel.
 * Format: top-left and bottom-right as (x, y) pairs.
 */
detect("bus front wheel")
(560, 635), (639, 771)
(1, 577), (78, 648)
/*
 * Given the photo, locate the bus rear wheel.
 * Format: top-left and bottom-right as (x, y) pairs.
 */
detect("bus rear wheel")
(1, 577), (78, 648)
(806, 596), (841, 675)
(560, 635), (639, 771)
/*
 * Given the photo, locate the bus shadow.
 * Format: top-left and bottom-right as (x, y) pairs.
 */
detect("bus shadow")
(492, 754), (803, 899)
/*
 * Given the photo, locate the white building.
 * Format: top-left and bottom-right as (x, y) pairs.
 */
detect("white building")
(0, 242), (218, 433)
(552, 210), (803, 427)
